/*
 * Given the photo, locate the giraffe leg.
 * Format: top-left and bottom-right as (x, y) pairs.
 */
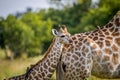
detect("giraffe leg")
(56, 61), (65, 80)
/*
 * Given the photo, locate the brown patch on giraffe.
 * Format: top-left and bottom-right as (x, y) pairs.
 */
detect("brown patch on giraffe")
(102, 28), (107, 32)
(77, 34), (81, 37)
(103, 55), (110, 62)
(104, 48), (112, 55)
(75, 51), (81, 57)
(105, 24), (109, 28)
(112, 53), (118, 65)
(38, 74), (42, 78)
(67, 53), (71, 56)
(76, 44), (80, 48)
(49, 68), (54, 73)
(51, 63), (56, 68)
(47, 60), (50, 66)
(47, 73), (52, 78)
(85, 48), (89, 53)
(111, 44), (118, 52)
(81, 66), (85, 70)
(75, 47), (78, 51)
(112, 32), (119, 36)
(100, 34), (105, 37)
(82, 52), (86, 57)
(82, 45), (86, 51)
(105, 31), (110, 35)
(115, 18), (120, 26)
(82, 60), (85, 65)
(108, 63), (114, 70)
(32, 70), (37, 76)
(72, 36), (77, 40)
(92, 51), (96, 55)
(64, 44), (70, 48)
(106, 37), (113, 40)
(72, 54), (79, 60)
(83, 38), (87, 43)
(71, 59), (74, 63)
(93, 37), (98, 41)
(40, 67), (43, 72)
(74, 41), (78, 44)
(99, 37), (104, 40)
(88, 36), (93, 39)
(98, 30), (103, 34)
(97, 50), (102, 58)
(78, 63), (81, 67)
(29, 75), (32, 79)
(67, 47), (71, 52)
(92, 44), (97, 49)
(109, 27), (115, 32)
(115, 38), (120, 46)
(74, 62), (79, 67)
(78, 42), (82, 46)
(50, 57), (53, 62)
(34, 76), (39, 80)
(96, 41), (104, 48)
(54, 57), (57, 61)
(95, 32), (99, 36)
(108, 23), (113, 27)
(62, 47), (66, 52)
(105, 40), (111, 46)
(114, 28), (119, 32)
(78, 37), (84, 41)
(87, 59), (91, 63)
(80, 57), (84, 61)
(43, 63), (48, 69)
(41, 72), (45, 76)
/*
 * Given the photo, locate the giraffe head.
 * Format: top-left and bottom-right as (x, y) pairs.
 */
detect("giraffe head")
(52, 25), (72, 44)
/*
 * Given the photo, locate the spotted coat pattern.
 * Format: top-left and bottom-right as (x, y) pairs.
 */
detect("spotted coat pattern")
(57, 11), (120, 80)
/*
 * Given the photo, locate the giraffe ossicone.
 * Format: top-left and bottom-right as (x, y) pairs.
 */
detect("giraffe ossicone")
(57, 10), (120, 80)
(6, 25), (71, 80)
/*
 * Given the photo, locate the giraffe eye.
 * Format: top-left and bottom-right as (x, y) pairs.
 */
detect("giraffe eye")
(61, 35), (65, 38)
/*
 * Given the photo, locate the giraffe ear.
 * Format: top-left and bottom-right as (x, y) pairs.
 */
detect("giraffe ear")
(52, 29), (59, 36)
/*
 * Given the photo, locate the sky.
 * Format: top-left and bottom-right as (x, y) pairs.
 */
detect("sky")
(0, 0), (51, 18)
(0, 0), (98, 18)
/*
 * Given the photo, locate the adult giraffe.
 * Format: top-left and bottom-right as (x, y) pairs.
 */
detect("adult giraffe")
(6, 26), (71, 80)
(57, 11), (120, 80)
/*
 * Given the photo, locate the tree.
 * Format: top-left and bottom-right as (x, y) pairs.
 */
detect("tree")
(76, 0), (120, 33)
(1, 15), (35, 58)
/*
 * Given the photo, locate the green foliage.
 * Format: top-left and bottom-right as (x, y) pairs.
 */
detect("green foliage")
(0, 13), (54, 57)
(76, 0), (120, 32)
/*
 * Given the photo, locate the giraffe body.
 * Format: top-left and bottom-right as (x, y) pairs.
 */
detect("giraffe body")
(6, 26), (71, 80)
(57, 11), (120, 80)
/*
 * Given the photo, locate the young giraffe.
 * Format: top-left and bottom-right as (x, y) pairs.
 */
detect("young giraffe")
(57, 11), (120, 80)
(6, 26), (71, 80)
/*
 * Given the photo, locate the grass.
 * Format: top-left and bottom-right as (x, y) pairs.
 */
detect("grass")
(0, 49), (119, 80)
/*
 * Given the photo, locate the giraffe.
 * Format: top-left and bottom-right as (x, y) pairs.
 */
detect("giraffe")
(5, 74), (26, 80)
(57, 10), (120, 80)
(6, 26), (71, 80)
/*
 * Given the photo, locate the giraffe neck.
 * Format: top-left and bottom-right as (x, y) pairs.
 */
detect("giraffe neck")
(7, 74), (25, 80)
(26, 38), (63, 80)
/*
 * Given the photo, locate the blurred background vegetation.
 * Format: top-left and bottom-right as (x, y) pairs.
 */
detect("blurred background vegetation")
(0, 0), (120, 79)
